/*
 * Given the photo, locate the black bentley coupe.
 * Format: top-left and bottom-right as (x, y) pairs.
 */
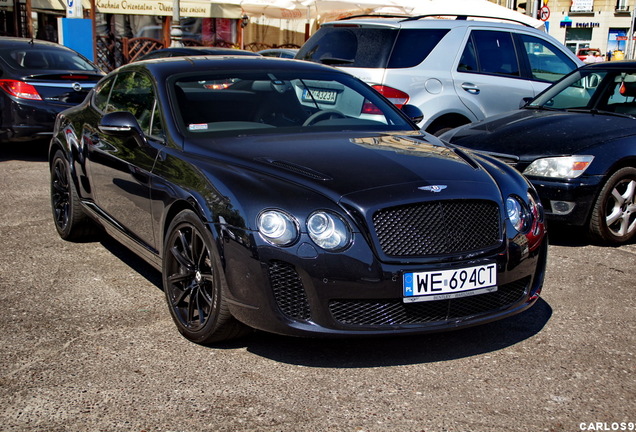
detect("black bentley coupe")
(49, 56), (547, 343)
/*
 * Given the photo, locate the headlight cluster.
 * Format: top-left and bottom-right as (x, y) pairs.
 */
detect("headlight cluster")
(506, 192), (544, 234)
(523, 155), (594, 179)
(257, 209), (352, 251)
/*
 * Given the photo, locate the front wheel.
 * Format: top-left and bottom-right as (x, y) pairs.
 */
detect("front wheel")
(589, 167), (636, 244)
(162, 210), (251, 343)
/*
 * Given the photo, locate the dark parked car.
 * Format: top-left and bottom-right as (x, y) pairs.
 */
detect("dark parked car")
(442, 61), (636, 245)
(49, 56), (547, 343)
(0, 37), (104, 144)
(258, 48), (298, 58)
(135, 46), (260, 61)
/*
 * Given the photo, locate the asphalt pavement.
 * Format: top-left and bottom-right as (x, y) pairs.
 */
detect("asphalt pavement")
(1, 144), (634, 432)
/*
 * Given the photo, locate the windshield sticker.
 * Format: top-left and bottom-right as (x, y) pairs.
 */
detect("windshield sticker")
(189, 123), (208, 131)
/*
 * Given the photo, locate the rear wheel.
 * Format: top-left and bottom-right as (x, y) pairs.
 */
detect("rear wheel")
(589, 167), (636, 244)
(50, 150), (98, 241)
(162, 210), (251, 343)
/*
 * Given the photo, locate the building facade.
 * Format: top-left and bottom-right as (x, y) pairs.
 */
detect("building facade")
(541, 0), (634, 59)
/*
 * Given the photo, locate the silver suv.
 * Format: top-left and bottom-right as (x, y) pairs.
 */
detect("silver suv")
(296, 15), (583, 135)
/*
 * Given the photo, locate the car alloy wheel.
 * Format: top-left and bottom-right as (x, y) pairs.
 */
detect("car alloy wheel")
(590, 167), (636, 244)
(50, 150), (96, 241)
(162, 210), (249, 343)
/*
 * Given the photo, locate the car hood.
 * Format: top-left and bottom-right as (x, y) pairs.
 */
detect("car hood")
(189, 131), (504, 206)
(445, 108), (636, 160)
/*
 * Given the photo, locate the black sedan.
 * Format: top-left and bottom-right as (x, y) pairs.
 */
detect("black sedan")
(442, 61), (636, 245)
(49, 56), (547, 343)
(135, 46), (260, 61)
(0, 37), (104, 144)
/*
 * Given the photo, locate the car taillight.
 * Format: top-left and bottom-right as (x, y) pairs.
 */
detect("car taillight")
(372, 85), (409, 108)
(361, 100), (382, 115)
(0, 79), (42, 100)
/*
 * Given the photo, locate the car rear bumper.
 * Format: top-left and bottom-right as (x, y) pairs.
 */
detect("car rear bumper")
(0, 95), (74, 143)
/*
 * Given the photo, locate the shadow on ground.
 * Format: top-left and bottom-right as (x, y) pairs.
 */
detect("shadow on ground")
(100, 236), (552, 368)
(0, 140), (49, 162)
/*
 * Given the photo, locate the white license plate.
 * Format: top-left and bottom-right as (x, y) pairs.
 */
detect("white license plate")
(303, 88), (337, 104)
(403, 263), (497, 303)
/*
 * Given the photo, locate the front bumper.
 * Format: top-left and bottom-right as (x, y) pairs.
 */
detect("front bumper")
(528, 175), (604, 227)
(222, 231), (548, 338)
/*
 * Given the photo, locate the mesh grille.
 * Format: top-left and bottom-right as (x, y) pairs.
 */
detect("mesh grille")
(329, 277), (530, 327)
(373, 200), (501, 257)
(268, 260), (311, 321)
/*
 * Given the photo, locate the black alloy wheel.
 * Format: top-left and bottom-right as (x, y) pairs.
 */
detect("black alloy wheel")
(50, 150), (96, 241)
(590, 167), (636, 244)
(162, 210), (250, 343)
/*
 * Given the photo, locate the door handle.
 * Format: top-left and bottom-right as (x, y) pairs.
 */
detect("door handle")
(461, 83), (480, 95)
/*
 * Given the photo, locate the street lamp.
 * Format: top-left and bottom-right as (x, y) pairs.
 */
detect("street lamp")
(171, 0), (183, 47)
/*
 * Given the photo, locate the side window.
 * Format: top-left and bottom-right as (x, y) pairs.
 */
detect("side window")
(106, 71), (162, 136)
(387, 29), (449, 68)
(519, 34), (578, 83)
(459, 30), (519, 76)
(93, 77), (114, 112)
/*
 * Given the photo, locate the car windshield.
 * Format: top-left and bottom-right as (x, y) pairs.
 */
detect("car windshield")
(528, 68), (636, 116)
(172, 70), (416, 136)
(0, 47), (99, 71)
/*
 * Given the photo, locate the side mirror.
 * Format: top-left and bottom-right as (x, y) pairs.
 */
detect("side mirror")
(401, 104), (424, 124)
(520, 97), (533, 108)
(99, 111), (143, 137)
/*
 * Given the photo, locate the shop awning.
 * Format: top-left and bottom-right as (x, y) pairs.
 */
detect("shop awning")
(94, 0), (243, 18)
(0, 1), (242, 18)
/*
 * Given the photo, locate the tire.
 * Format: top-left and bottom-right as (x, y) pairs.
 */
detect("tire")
(162, 210), (251, 344)
(50, 150), (98, 241)
(589, 167), (636, 244)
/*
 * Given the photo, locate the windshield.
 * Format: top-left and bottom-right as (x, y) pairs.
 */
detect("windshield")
(172, 70), (416, 136)
(528, 68), (636, 115)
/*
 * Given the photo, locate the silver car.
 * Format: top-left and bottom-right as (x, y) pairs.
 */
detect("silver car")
(296, 15), (583, 135)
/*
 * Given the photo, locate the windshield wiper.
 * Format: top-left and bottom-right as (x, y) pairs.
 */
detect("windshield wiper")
(524, 105), (562, 111)
(566, 108), (635, 118)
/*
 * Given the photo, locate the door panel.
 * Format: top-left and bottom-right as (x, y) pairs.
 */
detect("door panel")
(86, 71), (163, 251)
(453, 30), (535, 121)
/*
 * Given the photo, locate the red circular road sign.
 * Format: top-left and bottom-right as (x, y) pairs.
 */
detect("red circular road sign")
(539, 6), (550, 21)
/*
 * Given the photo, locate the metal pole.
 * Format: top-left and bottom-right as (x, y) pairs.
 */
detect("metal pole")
(170, 0), (182, 47)
(625, 8), (634, 59)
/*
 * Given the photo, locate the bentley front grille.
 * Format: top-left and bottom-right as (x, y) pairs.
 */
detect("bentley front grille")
(372, 200), (501, 257)
(329, 277), (530, 327)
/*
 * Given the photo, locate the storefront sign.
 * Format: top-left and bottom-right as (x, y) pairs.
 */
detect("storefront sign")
(571, 0), (593, 12)
(94, 0), (242, 18)
(560, 20), (600, 28)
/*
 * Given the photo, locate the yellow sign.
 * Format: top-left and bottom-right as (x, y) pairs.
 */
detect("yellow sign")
(94, 0), (242, 18)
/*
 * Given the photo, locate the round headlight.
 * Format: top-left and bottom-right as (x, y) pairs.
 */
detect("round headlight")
(307, 211), (351, 251)
(257, 210), (298, 246)
(507, 196), (528, 233)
